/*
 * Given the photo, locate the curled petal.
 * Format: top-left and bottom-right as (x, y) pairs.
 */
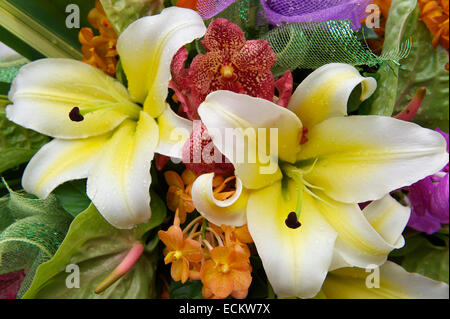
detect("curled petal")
(320, 193), (410, 270)
(191, 173), (248, 227)
(6, 59), (132, 139)
(198, 91), (303, 189)
(288, 63), (376, 128)
(87, 112), (159, 229)
(117, 7), (206, 117)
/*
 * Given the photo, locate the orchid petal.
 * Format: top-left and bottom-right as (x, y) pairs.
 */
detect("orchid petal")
(87, 112), (159, 229)
(6, 59), (134, 139)
(117, 7), (206, 118)
(22, 135), (109, 199)
(299, 116), (449, 203)
(191, 173), (248, 227)
(288, 63), (376, 128)
(322, 261), (449, 299)
(156, 106), (192, 159)
(246, 180), (337, 298)
(198, 90), (303, 189)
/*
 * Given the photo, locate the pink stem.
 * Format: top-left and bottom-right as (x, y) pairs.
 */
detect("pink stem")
(94, 243), (144, 294)
(394, 87), (426, 121)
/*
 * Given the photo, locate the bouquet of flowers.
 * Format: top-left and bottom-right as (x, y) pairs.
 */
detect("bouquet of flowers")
(0, 0), (448, 300)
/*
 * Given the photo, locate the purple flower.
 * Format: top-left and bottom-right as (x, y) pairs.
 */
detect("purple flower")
(407, 128), (449, 234)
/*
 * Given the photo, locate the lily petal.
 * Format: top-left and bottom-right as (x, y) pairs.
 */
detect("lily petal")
(87, 112), (159, 229)
(314, 192), (409, 269)
(299, 116), (449, 203)
(6, 59), (133, 139)
(198, 90), (303, 189)
(191, 173), (248, 227)
(322, 261), (449, 299)
(288, 63), (376, 128)
(117, 7), (206, 118)
(22, 135), (109, 199)
(156, 106), (192, 159)
(246, 180), (337, 298)
(363, 195), (410, 246)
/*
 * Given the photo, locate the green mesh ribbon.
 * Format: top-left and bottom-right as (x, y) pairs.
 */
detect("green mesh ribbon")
(208, 0), (269, 39)
(0, 184), (73, 298)
(0, 65), (23, 83)
(261, 20), (411, 76)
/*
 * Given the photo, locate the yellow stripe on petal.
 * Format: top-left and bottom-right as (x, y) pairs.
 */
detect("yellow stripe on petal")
(156, 106), (192, 159)
(247, 180), (337, 298)
(117, 7), (206, 118)
(87, 112), (159, 229)
(299, 116), (449, 203)
(6, 59), (136, 139)
(22, 135), (109, 199)
(322, 261), (449, 299)
(363, 195), (410, 247)
(191, 173), (248, 227)
(313, 191), (405, 268)
(288, 63), (376, 129)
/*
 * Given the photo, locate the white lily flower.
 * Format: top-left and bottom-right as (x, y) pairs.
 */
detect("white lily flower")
(322, 261), (449, 299)
(6, 7), (206, 229)
(191, 63), (449, 298)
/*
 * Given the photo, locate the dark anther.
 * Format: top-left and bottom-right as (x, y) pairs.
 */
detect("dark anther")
(285, 212), (301, 229)
(69, 107), (84, 122)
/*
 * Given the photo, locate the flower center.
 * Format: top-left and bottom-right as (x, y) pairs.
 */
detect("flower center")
(217, 263), (230, 273)
(220, 65), (234, 79)
(167, 250), (183, 262)
(68, 99), (141, 122)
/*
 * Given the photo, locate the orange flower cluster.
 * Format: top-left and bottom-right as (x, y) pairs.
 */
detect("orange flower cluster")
(78, 0), (118, 76)
(158, 214), (253, 299)
(418, 0), (449, 51)
(165, 170), (197, 223)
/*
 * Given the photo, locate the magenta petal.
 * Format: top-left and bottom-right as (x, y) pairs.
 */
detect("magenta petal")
(0, 270), (25, 299)
(407, 209), (444, 235)
(429, 173), (449, 223)
(274, 71), (293, 107)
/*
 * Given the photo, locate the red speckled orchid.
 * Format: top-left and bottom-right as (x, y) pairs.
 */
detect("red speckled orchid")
(170, 18), (277, 120)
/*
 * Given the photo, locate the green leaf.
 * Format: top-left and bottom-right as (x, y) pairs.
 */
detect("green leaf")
(0, 186), (74, 297)
(367, 0), (417, 116)
(390, 233), (449, 284)
(52, 180), (91, 218)
(0, 0), (87, 60)
(394, 13), (449, 131)
(169, 280), (203, 299)
(23, 190), (166, 299)
(100, 0), (163, 34)
(0, 105), (49, 175)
